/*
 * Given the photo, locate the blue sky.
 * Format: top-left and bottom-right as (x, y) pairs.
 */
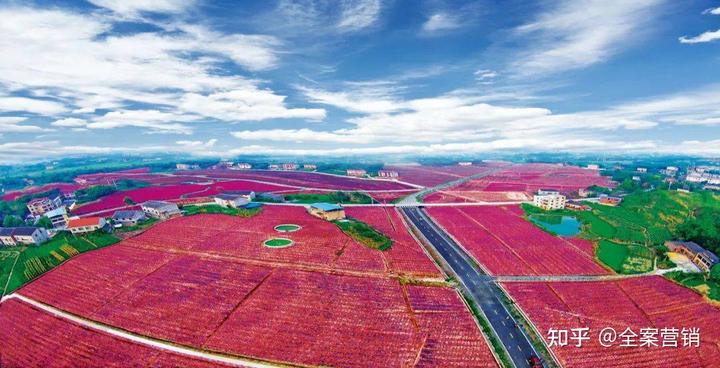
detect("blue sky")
(0, 0), (719, 162)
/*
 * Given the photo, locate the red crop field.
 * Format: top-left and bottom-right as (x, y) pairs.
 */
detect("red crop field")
(185, 179), (293, 198)
(383, 165), (495, 187)
(6, 209), (497, 367)
(123, 206), (387, 273)
(427, 206), (608, 275)
(2, 182), (81, 201)
(0, 299), (237, 368)
(72, 183), (208, 214)
(193, 169), (415, 190)
(504, 277), (720, 368)
(344, 207), (442, 277)
(424, 163), (614, 203)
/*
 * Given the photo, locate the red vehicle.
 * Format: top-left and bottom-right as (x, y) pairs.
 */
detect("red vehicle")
(528, 355), (543, 368)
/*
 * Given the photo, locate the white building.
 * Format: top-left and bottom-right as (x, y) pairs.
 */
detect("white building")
(44, 207), (70, 229)
(0, 227), (50, 246)
(303, 164), (317, 170)
(533, 193), (567, 210)
(537, 189), (560, 196)
(67, 217), (107, 234)
(141, 201), (180, 219)
(176, 163), (200, 170)
(636, 167), (648, 173)
(112, 210), (146, 226)
(458, 162), (472, 166)
(346, 169), (367, 177)
(377, 170), (399, 178)
(233, 163), (252, 170)
(213, 194), (251, 208)
(282, 163), (298, 170)
(586, 164), (600, 170)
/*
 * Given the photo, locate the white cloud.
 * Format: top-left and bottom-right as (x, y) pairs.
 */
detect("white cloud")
(422, 13), (460, 33)
(176, 138), (218, 148)
(0, 117), (48, 133)
(88, 0), (194, 16)
(679, 29), (720, 44)
(513, 0), (663, 75)
(87, 110), (197, 134)
(179, 88), (326, 122)
(703, 7), (720, 15)
(232, 128), (371, 143)
(337, 0), (381, 32)
(474, 69), (498, 83)
(51, 118), (87, 127)
(0, 96), (67, 115)
(0, 6), (321, 133)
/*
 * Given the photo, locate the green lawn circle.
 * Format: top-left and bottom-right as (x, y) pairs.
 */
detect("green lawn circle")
(274, 224), (302, 232)
(263, 238), (295, 248)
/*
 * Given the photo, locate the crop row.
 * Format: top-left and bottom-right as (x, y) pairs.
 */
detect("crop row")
(345, 207), (442, 277)
(193, 169), (414, 190)
(504, 277), (720, 367)
(0, 299), (235, 368)
(427, 206), (608, 275)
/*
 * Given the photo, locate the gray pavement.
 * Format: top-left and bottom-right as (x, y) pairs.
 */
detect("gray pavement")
(401, 207), (540, 368)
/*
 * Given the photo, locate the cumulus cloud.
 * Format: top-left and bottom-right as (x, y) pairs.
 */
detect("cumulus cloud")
(679, 29), (720, 44)
(0, 96), (67, 115)
(0, 6), (324, 134)
(513, 0), (663, 75)
(0, 117), (48, 133)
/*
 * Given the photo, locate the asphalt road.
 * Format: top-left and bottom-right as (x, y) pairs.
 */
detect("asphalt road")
(401, 207), (540, 368)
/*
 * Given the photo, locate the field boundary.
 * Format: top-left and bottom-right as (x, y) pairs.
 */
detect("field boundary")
(2, 293), (305, 368)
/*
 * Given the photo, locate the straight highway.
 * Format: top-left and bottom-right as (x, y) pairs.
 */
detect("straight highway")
(401, 207), (542, 368)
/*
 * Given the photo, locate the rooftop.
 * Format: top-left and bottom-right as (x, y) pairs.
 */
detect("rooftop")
(8, 227), (41, 236)
(310, 203), (343, 212)
(113, 210), (144, 219)
(67, 217), (103, 228)
(44, 207), (67, 218)
(142, 200), (177, 209)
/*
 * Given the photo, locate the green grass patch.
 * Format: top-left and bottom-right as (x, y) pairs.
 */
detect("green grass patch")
(334, 218), (392, 251)
(664, 271), (720, 302)
(263, 238), (294, 248)
(1, 231), (120, 296)
(183, 204), (261, 217)
(284, 191), (373, 204)
(597, 240), (654, 274)
(274, 224), (301, 232)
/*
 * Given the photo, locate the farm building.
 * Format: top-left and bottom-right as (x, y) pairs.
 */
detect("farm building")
(0, 227), (50, 246)
(213, 193), (250, 208)
(565, 202), (590, 211)
(112, 210), (146, 226)
(141, 201), (180, 219)
(282, 163), (298, 170)
(176, 163), (200, 170)
(44, 207), (70, 229)
(308, 203), (346, 221)
(598, 195), (622, 206)
(458, 162), (472, 166)
(26, 196), (61, 217)
(346, 169), (366, 177)
(233, 163), (252, 170)
(67, 217), (107, 234)
(533, 193), (566, 210)
(377, 170), (399, 178)
(303, 164), (317, 170)
(665, 241), (719, 272)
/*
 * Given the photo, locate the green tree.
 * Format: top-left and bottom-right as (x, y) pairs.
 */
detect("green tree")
(124, 196), (135, 205)
(3, 215), (25, 227)
(710, 264), (720, 282)
(35, 216), (53, 229)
